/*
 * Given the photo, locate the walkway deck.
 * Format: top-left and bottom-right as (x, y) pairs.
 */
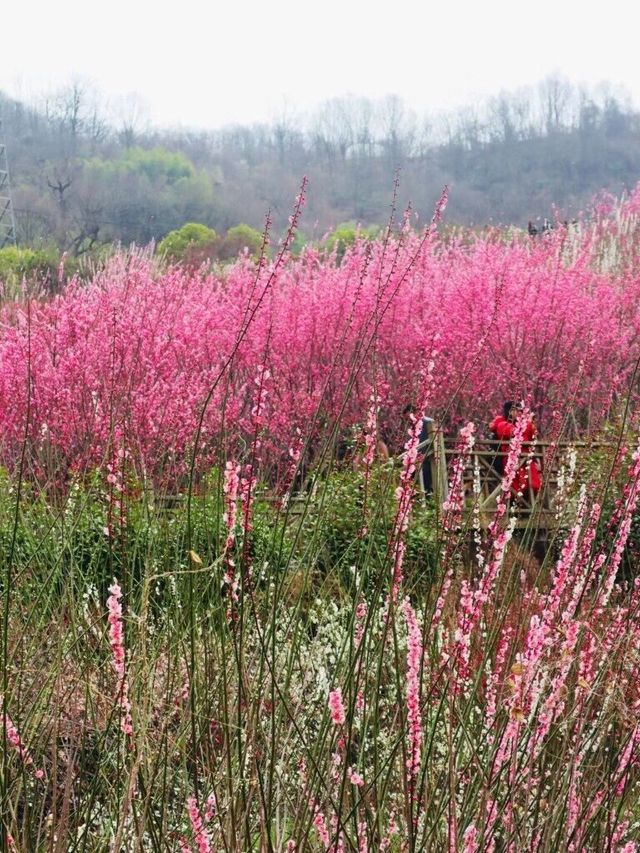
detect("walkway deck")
(421, 427), (606, 531)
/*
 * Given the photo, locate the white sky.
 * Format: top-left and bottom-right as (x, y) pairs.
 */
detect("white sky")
(3, 0), (639, 130)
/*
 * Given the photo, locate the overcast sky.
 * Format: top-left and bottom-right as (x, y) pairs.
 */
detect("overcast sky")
(3, 0), (638, 130)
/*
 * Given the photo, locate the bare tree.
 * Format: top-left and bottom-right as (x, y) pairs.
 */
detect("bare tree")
(310, 97), (355, 162)
(538, 73), (574, 133)
(269, 100), (304, 167)
(378, 94), (417, 163)
(112, 92), (150, 148)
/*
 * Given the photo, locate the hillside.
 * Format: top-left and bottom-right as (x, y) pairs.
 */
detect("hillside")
(2, 77), (640, 251)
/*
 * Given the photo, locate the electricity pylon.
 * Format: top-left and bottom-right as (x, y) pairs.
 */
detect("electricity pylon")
(0, 118), (17, 247)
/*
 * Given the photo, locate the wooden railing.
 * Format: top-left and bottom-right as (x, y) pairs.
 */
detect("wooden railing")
(417, 425), (608, 530)
(149, 428), (609, 534)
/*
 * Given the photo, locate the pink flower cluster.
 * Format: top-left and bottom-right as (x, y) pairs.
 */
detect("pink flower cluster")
(442, 421), (475, 527)
(328, 688), (346, 726)
(186, 796), (212, 853)
(222, 459), (240, 600)
(402, 597), (423, 781)
(106, 579), (133, 737)
(2, 188), (640, 483)
(3, 707), (33, 766)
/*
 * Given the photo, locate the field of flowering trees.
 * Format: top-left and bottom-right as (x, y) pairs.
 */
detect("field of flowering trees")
(2, 185), (640, 850)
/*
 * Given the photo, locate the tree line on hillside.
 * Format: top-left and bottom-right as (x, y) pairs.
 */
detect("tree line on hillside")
(1, 74), (639, 256)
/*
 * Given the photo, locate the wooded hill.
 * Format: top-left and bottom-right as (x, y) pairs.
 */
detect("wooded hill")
(2, 76), (640, 253)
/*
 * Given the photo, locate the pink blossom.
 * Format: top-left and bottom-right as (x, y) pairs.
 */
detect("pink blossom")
(347, 766), (364, 786)
(402, 597), (423, 781)
(203, 791), (217, 823)
(222, 459), (241, 606)
(106, 579), (133, 737)
(328, 688), (346, 726)
(312, 806), (331, 849)
(463, 824), (479, 853)
(442, 422), (475, 527)
(3, 708), (33, 765)
(186, 796), (212, 853)
(354, 600), (367, 649)
(1, 202), (638, 486)
(391, 354), (436, 601)
(380, 813), (398, 851)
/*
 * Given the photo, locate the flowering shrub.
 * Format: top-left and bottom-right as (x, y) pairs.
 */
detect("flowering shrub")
(3, 188), (640, 849)
(2, 187), (640, 485)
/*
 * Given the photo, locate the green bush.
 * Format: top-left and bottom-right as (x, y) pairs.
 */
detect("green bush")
(217, 224), (264, 262)
(299, 467), (438, 589)
(0, 245), (60, 294)
(157, 222), (219, 266)
(324, 222), (380, 264)
(0, 462), (436, 616)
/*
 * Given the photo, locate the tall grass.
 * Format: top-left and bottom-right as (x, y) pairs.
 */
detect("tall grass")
(2, 187), (640, 850)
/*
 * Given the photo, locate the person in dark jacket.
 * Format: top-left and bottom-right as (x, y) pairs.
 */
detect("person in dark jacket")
(490, 400), (541, 495)
(402, 405), (435, 495)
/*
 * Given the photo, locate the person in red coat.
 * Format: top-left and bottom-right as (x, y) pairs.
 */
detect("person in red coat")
(490, 400), (542, 496)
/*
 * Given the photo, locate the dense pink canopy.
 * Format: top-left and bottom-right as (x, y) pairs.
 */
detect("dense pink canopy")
(2, 189), (640, 484)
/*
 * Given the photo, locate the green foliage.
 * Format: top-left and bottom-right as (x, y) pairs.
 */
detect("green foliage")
(157, 222), (219, 264)
(80, 148), (217, 249)
(0, 469), (299, 612)
(323, 222), (380, 263)
(88, 147), (195, 184)
(0, 245), (60, 292)
(121, 147), (194, 183)
(301, 467), (438, 589)
(0, 463), (437, 614)
(157, 223), (265, 267)
(405, 498), (439, 578)
(289, 230), (308, 257)
(217, 224), (264, 261)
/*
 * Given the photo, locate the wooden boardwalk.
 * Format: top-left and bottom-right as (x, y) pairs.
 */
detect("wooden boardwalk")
(420, 426), (606, 531)
(151, 427), (607, 538)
